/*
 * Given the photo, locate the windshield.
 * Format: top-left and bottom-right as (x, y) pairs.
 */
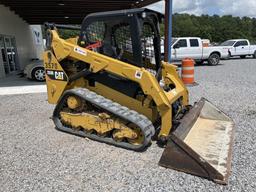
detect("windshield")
(220, 40), (236, 46)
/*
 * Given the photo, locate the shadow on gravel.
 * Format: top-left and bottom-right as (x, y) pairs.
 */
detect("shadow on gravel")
(174, 62), (225, 68)
(227, 56), (255, 60)
(194, 63), (225, 68)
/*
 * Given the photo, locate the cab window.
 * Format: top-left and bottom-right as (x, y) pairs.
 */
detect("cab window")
(190, 39), (199, 47)
(141, 23), (156, 65)
(235, 41), (248, 47)
(240, 41), (248, 46)
(174, 39), (187, 48)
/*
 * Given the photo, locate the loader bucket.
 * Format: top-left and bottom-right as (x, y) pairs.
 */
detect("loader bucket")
(159, 98), (235, 184)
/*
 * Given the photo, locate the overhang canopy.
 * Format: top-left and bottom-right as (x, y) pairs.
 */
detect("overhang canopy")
(0, 0), (160, 24)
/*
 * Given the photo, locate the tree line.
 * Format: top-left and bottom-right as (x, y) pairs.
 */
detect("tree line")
(160, 13), (256, 43)
(44, 13), (256, 44)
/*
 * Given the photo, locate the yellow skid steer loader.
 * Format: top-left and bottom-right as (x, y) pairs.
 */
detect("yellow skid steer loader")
(44, 8), (235, 184)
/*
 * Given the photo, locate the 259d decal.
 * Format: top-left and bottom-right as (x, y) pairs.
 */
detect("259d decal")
(46, 70), (68, 81)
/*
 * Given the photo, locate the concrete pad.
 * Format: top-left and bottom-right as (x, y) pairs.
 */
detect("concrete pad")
(0, 74), (46, 95)
(0, 85), (47, 95)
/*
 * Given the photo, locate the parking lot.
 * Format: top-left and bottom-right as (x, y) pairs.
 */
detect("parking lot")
(0, 58), (255, 192)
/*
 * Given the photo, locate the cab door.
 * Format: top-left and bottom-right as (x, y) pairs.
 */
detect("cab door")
(234, 40), (249, 56)
(173, 39), (189, 60)
(187, 38), (202, 59)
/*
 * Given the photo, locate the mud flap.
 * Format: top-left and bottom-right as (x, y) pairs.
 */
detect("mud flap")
(159, 98), (235, 184)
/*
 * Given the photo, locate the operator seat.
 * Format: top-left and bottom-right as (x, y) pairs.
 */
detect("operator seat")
(101, 41), (118, 58)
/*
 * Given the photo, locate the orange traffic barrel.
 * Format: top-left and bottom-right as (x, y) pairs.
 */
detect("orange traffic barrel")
(181, 58), (197, 86)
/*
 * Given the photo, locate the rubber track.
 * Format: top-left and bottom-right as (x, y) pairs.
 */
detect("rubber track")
(52, 88), (155, 151)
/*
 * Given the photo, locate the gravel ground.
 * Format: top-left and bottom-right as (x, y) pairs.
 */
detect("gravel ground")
(0, 58), (255, 192)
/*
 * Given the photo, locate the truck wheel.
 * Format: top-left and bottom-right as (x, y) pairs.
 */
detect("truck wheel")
(240, 55), (246, 59)
(208, 53), (220, 66)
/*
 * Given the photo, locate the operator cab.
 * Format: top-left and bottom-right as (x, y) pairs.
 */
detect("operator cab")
(78, 8), (163, 73)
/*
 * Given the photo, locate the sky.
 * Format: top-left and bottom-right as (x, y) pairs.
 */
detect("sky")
(147, 0), (256, 17)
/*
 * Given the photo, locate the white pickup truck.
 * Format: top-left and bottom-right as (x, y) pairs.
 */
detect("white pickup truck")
(220, 39), (256, 59)
(162, 37), (229, 65)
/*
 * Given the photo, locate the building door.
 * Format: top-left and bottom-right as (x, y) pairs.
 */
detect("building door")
(0, 35), (19, 75)
(5, 37), (17, 72)
(0, 36), (9, 74)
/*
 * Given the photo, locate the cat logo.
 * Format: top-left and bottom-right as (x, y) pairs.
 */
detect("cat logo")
(55, 71), (64, 80)
(46, 70), (67, 81)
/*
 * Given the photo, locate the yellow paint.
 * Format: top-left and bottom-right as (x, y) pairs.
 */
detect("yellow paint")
(87, 82), (158, 122)
(43, 51), (69, 104)
(60, 111), (141, 143)
(44, 29), (189, 139)
(67, 96), (81, 110)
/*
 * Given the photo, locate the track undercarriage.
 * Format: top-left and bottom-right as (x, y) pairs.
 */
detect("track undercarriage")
(53, 88), (155, 151)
